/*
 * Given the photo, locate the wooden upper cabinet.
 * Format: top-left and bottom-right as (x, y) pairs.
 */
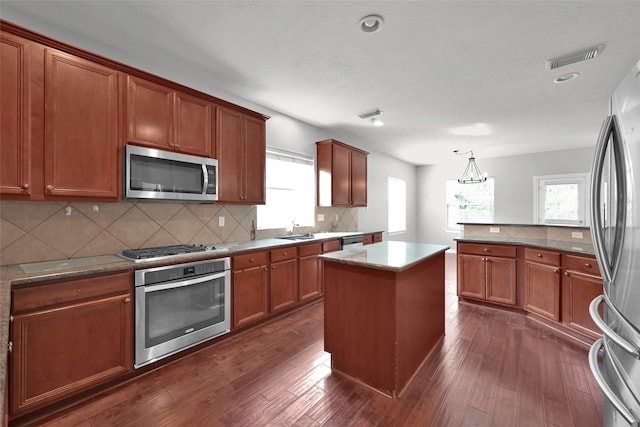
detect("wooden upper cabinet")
(44, 49), (119, 199)
(126, 75), (212, 157)
(0, 32), (31, 197)
(175, 91), (212, 157)
(350, 149), (368, 206)
(126, 76), (174, 150)
(316, 139), (368, 207)
(216, 105), (266, 204)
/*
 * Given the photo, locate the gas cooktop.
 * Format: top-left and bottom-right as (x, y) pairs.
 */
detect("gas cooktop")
(119, 244), (227, 262)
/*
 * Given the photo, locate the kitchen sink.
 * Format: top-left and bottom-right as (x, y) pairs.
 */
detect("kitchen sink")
(278, 233), (315, 241)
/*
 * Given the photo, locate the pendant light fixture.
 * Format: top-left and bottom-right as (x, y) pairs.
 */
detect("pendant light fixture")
(454, 150), (487, 184)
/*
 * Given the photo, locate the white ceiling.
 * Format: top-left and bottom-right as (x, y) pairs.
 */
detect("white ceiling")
(2, 1), (640, 165)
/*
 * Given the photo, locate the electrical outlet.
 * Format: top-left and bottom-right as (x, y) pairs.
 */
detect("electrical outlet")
(489, 227), (500, 233)
(571, 231), (583, 239)
(92, 205), (99, 213)
(219, 216), (225, 227)
(318, 214), (325, 221)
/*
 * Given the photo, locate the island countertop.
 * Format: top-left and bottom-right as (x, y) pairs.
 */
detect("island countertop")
(319, 241), (450, 272)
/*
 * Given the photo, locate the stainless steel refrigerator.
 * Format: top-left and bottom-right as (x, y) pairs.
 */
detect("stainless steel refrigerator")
(589, 59), (640, 427)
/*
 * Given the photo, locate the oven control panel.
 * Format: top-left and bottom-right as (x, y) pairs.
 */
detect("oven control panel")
(134, 257), (230, 286)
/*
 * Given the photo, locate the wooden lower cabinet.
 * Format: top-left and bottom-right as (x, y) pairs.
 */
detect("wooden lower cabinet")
(523, 248), (562, 321)
(298, 243), (322, 302)
(9, 272), (133, 416)
(562, 254), (603, 337)
(232, 251), (269, 329)
(457, 243), (517, 306)
(270, 248), (298, 313)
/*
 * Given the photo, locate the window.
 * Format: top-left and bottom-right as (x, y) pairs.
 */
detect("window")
(388, 177), (406, 233)
(534, 173), (589, 226)
(446, 178), (495, 231)
(257, 147), (314, 230)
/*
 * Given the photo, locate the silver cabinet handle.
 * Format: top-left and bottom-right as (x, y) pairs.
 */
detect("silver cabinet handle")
(590, 294), (640, 358)
(589, 338), (639, 427)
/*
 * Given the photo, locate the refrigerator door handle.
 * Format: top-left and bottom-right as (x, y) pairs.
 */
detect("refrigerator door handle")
(590, 115), (627, 284)
(590, 294), (640, 358)
(589, 338), (640, 427)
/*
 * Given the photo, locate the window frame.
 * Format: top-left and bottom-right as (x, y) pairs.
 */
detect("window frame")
(533, 173), (590, 226)
(445, 177), (495, 232)
(388, 176), (407, 235)
(257, 146), (315, 230)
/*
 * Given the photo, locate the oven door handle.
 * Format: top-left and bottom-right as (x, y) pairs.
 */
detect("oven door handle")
(142, 271), (228, 293)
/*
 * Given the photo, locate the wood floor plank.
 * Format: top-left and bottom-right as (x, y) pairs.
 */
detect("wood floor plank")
(24, 253), (601, 427)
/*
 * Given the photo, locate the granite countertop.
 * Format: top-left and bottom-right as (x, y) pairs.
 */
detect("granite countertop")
(455, 236), (595, 255)
(0, 230), (383, 418)
(319, 241), (450, 272)
(458, 222), (590, 229)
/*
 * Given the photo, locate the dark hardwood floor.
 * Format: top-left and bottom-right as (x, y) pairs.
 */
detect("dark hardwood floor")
(36, 253), (602, 426)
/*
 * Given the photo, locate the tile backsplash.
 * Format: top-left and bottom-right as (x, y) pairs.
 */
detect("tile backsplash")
(0, 201), (358, 265)
(461, 224), (593, 244)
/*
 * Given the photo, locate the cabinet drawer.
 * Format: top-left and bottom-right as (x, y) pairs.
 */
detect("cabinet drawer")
(363, 234), (373, 245)
(270, 247), (297, 262)
(373, 232), (383, 243)
(234, 251), (268, 270)
(299, 243), (322, 257)
(322, 239), (341, 253)
(12, 271), (132, 313)
(524, 247), (561, 266)
(564, 254), (601, 277)
(457, 242), (516, 258)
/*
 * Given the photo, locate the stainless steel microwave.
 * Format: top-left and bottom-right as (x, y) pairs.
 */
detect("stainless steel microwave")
(124, 145), (218, 202)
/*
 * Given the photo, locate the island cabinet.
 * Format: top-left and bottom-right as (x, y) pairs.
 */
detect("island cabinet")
(269, 247), (298, 313)
(298, 243), (322, 302)
(316, 139), (368, 207)
(125, 75), (213, 157)
(0, 31), (31, 198)
(43, 49), (120, 200)
(216, 106), (266, 204)
(232, 251), (269, 329)
(9, 272), (133, 417)
(457, 242), (517, 306)
(562, 254), (603, 338)
(523, 248), (562, 321)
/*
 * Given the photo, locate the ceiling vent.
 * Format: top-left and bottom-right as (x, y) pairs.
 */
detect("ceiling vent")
(358, 108), (383, 119)
(545, 45), (603, 70)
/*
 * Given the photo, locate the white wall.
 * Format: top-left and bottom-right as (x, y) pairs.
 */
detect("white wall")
(417, 147), (596, 247)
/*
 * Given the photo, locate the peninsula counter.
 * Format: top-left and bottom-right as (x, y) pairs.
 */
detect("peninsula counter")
(320, 241), (449, 397)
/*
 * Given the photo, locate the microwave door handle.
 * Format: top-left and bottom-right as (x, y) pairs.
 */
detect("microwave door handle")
(143, 271), (228, 293)
(590, 115), (614, 283)
(202, 164), (208, 195)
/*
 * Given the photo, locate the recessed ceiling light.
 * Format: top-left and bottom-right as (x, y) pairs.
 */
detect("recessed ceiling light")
(554, 72), (579, 84)
(359, 14), (384, 33)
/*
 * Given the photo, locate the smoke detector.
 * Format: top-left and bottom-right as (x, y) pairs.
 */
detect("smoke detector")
(545, 45), (604, 70)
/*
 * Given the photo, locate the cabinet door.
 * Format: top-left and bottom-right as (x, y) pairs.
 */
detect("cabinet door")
(457, 254), (485, 300)
(485, 256), (517, 305)
(233, 265), (268, 328)
(175, 91), (212, 157)
(523, 261), (561, 321)
(44, 50), (119, 198)
(10, 293), (132, 415)
(0, 32), (30, 196)
(299, 254), (321, 301)
(270, 258), (298, 313)
(126, 75), (174, 150)
(216, 106), (244, 203)
(243, 115), (266, 204)
(331, 143), (351, 206)
(350, 149), (367, 206)
(562, 270), (603, 337)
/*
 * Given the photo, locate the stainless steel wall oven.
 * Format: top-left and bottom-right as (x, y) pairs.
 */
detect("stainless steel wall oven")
(134, 257), (230, 368)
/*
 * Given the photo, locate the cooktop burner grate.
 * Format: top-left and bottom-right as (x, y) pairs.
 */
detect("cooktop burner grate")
(120, 244), (216, 260)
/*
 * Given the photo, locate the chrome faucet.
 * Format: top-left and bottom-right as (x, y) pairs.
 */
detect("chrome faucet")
(291, 221), (300, 235)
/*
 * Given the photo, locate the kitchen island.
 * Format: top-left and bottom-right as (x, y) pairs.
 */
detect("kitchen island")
(320, 241), (449, 397)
